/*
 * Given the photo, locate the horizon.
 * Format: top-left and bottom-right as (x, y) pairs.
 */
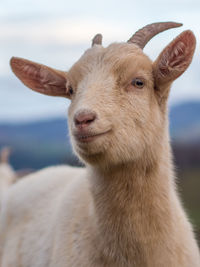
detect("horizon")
(0, 99), (199, 125)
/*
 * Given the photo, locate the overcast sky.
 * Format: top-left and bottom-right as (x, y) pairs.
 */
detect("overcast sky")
(0, 0), (200, 122)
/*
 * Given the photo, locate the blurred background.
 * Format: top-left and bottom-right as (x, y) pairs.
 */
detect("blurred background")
(0, 0), (200, 243)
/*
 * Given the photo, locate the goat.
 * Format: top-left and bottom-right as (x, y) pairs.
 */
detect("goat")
(0, 22), (199, 267)
(0, 147), (16, 198)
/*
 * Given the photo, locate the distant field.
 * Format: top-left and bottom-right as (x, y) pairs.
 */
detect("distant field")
(177, 169), (200, 245)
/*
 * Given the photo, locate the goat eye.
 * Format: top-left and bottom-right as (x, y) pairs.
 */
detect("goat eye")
(68, 86), (74, 95)
(131, 78), (145, 89)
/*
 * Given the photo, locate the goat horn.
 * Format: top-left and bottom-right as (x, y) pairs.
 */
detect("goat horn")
(92, 34), (103, 47)
(128, 22), (183, 49)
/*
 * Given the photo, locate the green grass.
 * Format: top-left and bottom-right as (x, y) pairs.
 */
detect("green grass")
(177, 169), (200, 245)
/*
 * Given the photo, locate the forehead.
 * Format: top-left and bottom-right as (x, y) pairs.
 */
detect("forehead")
(67, 43), (153, 84)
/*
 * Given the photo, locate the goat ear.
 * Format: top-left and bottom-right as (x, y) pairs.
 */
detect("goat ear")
(10, 57), (70, 98)
(153, 30), (196, 100)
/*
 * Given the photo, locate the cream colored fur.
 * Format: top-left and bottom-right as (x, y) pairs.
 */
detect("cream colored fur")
(0, 163), (15, 196)
(0, 148), (16, 203)
(0, 29), (200, 266)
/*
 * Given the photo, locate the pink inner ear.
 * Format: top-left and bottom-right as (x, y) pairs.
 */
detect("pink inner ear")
(168, 41), (186, 68)
(10, 57), (68, 97)
(158, 41), (186, 78)
(11, 57), (46, 90)
(156, 30), (196, 83)
(22, 63), (40, 80)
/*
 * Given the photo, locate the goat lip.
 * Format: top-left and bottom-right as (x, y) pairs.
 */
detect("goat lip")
(74, 130), (111, 143)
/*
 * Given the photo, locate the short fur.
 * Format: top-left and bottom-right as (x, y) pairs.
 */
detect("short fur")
(0, 148), (16, 211)
(0, 25), (199, 266)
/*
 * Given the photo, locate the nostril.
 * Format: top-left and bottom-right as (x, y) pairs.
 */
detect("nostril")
(74, 110), (97, 127)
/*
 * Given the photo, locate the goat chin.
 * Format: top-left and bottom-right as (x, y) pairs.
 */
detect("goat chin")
(1, 22), (199, 267)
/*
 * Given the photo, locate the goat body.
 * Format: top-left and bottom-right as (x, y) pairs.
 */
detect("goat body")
(0, 22), (200, 266)
(0, 148), (16, 202)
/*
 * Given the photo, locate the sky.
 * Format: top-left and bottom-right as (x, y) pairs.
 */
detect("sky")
(0, 0), (200, 122)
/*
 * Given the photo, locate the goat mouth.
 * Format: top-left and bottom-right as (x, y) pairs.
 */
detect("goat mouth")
(74, 130), (111, 143)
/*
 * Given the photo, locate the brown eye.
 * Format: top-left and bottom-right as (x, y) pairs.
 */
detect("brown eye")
(68, 86), (74, 95)
(131, 78), (145, 89)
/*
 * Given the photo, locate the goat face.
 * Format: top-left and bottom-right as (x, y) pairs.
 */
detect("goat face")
(67, 44), (161, 166)
(10, 23), (196, 167)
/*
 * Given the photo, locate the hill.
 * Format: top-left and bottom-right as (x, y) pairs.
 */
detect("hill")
(170, 101), (200, 143)
(0, 118), (79, 169)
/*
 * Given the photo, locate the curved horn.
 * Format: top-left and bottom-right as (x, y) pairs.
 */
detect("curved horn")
(128, 22), (183, 49)
(92, 33), (103, 47)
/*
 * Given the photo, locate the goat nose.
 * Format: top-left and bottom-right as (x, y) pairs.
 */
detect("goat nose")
(74, 110), (97, 128)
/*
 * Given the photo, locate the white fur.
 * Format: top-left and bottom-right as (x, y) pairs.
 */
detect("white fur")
(1, 27), (199, 266)
(0, 163), (15, 199)
(0, 148), (16, 206)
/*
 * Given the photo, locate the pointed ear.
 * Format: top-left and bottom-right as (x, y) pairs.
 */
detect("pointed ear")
(10, 57), (71, 98)
(153, 30), (196, 101)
